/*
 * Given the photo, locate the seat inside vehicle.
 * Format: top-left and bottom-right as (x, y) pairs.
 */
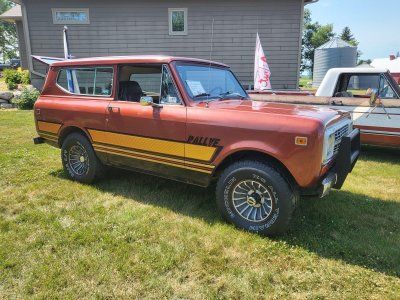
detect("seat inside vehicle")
(118, 65), (162, 102)
(118, 81), (143, 102)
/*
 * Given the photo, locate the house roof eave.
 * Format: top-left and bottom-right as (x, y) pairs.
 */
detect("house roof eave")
(0, 5), (22, 22)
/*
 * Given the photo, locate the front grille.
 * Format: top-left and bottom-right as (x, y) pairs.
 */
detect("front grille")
(333, 124), (349, 154)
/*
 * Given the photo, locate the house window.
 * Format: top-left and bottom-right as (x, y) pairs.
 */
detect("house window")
(52, 8), (90, 25)
(168, 8), (187, 35)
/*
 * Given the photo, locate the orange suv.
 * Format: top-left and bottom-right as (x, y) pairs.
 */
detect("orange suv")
(33, 55), (360, 236)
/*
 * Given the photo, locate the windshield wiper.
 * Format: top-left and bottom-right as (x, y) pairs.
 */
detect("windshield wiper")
(193, 93), (211, 98)
(219, 91), (245, 100)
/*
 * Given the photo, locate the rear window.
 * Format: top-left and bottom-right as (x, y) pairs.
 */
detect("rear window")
(57, 67), (113, 96)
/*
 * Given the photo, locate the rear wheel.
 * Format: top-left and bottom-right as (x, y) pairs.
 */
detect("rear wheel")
(61, 133), (104, 183)
(216, 160), (298, 236)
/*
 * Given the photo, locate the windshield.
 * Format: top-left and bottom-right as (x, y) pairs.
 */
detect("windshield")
(175, 63), (248, 101)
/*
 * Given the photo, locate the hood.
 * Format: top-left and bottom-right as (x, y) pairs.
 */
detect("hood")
(201, 99), (346, 125)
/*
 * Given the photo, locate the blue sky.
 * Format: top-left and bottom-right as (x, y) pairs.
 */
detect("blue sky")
(308, 0), (400, 60)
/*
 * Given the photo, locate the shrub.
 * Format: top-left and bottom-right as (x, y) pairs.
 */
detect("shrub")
(7, 81), (18, 90)
(21, 70), (31, 85)
(3, 68), (30, 90)
(14, 87), (40, 110)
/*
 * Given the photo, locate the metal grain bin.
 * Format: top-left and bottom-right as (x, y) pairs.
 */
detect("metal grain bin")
(312, 37), (357, 88)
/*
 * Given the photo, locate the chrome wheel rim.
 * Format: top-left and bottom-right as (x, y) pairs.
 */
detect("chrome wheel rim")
(68, 144), (89, 176)
(232, 180), (273, 222)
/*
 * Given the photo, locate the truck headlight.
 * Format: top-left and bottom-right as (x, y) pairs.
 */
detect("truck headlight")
(321, 119), (353, 165)
(322, 132), (336, 165)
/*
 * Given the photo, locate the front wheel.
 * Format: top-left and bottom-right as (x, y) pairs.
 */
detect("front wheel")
(216, 160), (298, 236)
(61, 133), (104, 184)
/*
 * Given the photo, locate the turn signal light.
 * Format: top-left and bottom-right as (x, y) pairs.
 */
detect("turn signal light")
(295, 136), (308, 146)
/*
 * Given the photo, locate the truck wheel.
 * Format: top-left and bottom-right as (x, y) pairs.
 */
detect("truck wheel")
(61, 132), (104, 184)
(216, 160), (297, 236)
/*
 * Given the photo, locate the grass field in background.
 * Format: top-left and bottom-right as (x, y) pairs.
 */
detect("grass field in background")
(0, 111), (399, 298)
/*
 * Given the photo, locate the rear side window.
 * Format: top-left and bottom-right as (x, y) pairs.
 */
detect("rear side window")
(57, 67), (113, 96)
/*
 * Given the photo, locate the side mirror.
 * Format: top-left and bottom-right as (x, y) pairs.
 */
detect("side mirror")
(140, 96), (153, 106)
(140, 96), (163, 108)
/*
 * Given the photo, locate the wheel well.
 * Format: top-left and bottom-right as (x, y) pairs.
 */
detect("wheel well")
(213, 150), (297, 186)
(58, 126), (90, 147)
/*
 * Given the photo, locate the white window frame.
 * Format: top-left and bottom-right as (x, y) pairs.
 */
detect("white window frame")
(168, 8), (188, 36)
(52, 8), (90, 25)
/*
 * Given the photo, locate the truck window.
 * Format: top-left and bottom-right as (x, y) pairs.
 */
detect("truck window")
(118, 64), (181, 104)
(378, 75), (397, 100)
(57, 67), (113, 96)
(335, 74), (381, 98)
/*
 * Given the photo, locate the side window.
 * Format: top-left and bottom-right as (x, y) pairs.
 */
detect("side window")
(160, 65), (181, 105)
(130, 73), (162, 95)
(57, 67), (113, 96)
(342, 74), (381, 98)
(378, 75), (397, 99)
(117, 64), (181, 105)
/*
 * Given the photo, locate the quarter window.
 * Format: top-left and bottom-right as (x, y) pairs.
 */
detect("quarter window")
(57, 67), (113, 96)
(169, 8), (187, 35)
(52, 8), (90, 25)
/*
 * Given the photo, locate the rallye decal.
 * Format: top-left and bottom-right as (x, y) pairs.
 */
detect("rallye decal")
(87, 129), (217, 174)
(37, 121), (61, 143)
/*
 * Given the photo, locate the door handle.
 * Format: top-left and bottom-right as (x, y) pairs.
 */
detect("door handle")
(108, 106), (120, 113)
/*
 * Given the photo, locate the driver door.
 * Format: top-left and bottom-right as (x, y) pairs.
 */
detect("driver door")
(92, 64), (188, 180)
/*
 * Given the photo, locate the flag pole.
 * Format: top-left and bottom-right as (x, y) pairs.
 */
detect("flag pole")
(63, 26), (74, 92)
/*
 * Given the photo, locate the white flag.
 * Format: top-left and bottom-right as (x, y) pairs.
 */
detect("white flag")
(254, 33), (272, 90)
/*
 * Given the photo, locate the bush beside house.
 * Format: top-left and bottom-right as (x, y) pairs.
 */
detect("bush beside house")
(0, 69), (40, 109)
(3, 68), (31, 90)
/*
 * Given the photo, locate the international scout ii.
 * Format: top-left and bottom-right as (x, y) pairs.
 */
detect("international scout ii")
(33, 55), (360, 236)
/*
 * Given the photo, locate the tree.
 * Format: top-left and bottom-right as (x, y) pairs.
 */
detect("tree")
(0, 0), (18, 62)
(340, 26), (358, 47)
(301, 9), (334, 75)
(340, 26), (362, 59)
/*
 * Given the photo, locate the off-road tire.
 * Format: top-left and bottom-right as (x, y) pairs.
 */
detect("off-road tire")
(216, 160), (298, 236)
(61, 133), (104, 184)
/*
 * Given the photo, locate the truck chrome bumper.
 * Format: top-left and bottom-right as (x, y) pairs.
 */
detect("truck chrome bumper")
(318, 128), (360, 198)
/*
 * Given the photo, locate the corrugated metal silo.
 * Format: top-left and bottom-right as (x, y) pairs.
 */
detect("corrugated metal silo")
(312, 37), (357, 88)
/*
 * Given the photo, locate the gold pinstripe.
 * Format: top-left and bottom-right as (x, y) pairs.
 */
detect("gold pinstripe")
(37, 121), (61, 134)
(93, 146), (213, 174)
(88, 129), (217, 162)
(93, 143), (215, 170)
(36, 122), (218, 174)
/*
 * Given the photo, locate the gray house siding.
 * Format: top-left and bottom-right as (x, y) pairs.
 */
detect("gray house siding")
(24, 0), (304, 89)
(15, 21), (28, 69)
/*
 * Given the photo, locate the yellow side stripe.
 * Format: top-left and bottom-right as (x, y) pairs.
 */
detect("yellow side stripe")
(93, 143), (215, 170)
(39, 132), (58, 142)
(94, 147), (213, 174)
(88, 129), (217, 162)
(37, 121), (61, 135)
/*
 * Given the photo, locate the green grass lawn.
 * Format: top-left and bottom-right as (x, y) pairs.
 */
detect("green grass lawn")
(1, 111), (399, 298)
